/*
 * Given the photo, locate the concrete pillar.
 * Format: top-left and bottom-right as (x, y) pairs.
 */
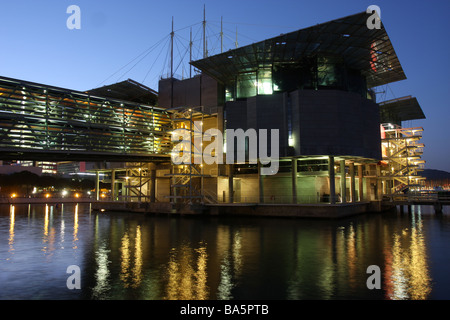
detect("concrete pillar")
(96, 171), (100, 201)
(365, 164), (372, 200)
(358, 165), (364, 201)
(228, 164), (234, 203)
(340, 160), (346, 203)
(111, 169), (116, 201)
(349, 163), (356, 203)
(328, 156), (336, 204)
(259, 162), (264, 203)
(150, 169), (156, 203)
(292, 158), (297, 204)
(376, 165), (382, 200)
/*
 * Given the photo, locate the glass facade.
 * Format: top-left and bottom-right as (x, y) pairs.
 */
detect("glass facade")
(236, 72), (256, 99)
(225, 54), (369, 102)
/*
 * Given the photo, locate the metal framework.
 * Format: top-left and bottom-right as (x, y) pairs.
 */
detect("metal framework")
(191, 11), (405, 89)
(166, 106), (211, 204)
(381, 124), (426, 194)
(0, 76), (172, 161)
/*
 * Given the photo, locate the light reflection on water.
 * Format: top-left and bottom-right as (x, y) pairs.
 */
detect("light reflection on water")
(0, 203), (449, 300)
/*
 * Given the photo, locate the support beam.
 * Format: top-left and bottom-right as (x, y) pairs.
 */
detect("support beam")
(358, 165), (364, 201)
(96, 171), (100, 201)
(340, 160), (346, 203)
(292, 158), (297, 204)
(259, 162), (265, 203)
(150, 169), (156, 203)
(228, 164), (234, 203)
(111, 169), (116, 202)
(329, 156), (336, 204)
(365, 164), (372, 200)
(376, 165), (382, 200)
(349, 163), (356, 202)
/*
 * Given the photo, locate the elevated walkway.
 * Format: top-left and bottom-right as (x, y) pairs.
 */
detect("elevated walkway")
(0, 75), (172, 162)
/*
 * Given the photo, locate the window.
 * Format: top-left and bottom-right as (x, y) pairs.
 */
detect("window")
(237, 72), (257, 99)
(225, 83), (235, 102)
(257, 68), (273, 95)
(317, 56), (339, 87)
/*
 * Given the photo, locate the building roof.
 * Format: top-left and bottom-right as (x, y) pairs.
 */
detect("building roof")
(191, 11), (405, 88)
(87, 79), (158, 105)
(379, 96), (426, 123)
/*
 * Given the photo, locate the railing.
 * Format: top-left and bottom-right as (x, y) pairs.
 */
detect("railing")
(384, 193), (450, 203)
(0, 76), (173, 161)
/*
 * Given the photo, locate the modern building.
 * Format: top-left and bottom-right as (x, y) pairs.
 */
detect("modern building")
(0, 11), (425, 217)
(0, 160), (56, 175)
(155, 11), (425, 209)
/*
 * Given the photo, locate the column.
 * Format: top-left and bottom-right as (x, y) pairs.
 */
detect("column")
(340, 160), (346, 203)
(96, 171), (100, 201)
(349, 163), (356, 202)
(150, 169), (156, 203)
(291, 158), (297, 204)
(259, 162), (264, 203)
(358, 165), (364, 201)
(376, 165), (382, 200)
(228, 164), (234, 203)
(111, 169), (116, 201)
(328, 156), (336, 204)
(365, 164), (372, 200)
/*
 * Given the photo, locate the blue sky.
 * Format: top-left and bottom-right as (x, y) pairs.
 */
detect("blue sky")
(0, 0), (449, 172)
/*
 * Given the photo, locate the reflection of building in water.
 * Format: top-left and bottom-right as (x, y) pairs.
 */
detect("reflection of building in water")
(164, 242), (208, 300)
(9, 205), (15, 254)
(120, 226), (143, 288)
(216, 228), (243, 300)
(73, 204), (79, 250)
(384, 207), (431, 300)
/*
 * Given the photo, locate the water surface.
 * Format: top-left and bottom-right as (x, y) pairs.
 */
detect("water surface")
(1, 203), (449, 300)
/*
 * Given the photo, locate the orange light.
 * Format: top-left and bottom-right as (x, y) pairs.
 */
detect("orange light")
(45, 193), (50, 198)
(11, 193), (17, 199)
(75, 193), (80, 198)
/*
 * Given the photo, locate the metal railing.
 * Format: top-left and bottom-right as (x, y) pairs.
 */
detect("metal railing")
(0, 76), (173, 161)
(384, 193), (450, 203)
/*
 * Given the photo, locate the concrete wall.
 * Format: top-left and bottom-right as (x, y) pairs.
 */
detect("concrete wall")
(158, 74), (222, 114)
(225, 89), (381, 160)
(291, 89), (381, 159)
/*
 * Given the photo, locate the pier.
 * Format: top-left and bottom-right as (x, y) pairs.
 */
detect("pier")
(383, 193), (450, 214)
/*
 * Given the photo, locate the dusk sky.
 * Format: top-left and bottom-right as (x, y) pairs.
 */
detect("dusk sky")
(0, 0), (448, 172)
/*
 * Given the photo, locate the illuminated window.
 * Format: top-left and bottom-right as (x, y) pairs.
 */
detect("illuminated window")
(317, 56), (338, 87)
(257, 68), (273, 95)
(225, 84), (235, 102)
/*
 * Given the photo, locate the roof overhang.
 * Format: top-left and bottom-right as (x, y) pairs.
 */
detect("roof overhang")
(87, 79), (158, 105)
(191, 11), (405, 88)
(379, 96), (426, 122)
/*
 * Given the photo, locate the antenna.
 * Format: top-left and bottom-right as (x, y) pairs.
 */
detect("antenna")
(235, 26), (239, 48)
(203, 5), (207, 58)
(170, 16), (174, 78)
(170, 17), (174, 108)
(189, 27), (193, 78)
(220, 16), (223, 53)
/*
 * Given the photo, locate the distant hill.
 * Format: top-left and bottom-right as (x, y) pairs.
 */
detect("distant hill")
(421, 169), (450, 180)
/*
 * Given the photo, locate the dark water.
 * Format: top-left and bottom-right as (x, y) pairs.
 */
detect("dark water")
(0, 203), (449, 300)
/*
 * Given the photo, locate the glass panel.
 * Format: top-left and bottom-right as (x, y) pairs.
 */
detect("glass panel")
(273, 64), (300, 92)
(317, 56), (338, 87)
(257, 68), (273, 95)
(225, 83), (235, 102)
(237, 72), (257, 99)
